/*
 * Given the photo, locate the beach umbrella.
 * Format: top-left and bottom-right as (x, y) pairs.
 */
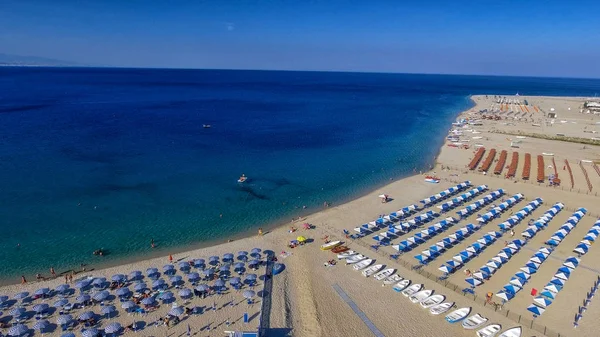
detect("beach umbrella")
(55, 284), (70, 293)
(492, 256), (508, 265)
(7, 324), (28, 336)
(214, 279), (226, 288)
(134, 283), (147, 292)
(115, 287), (130, 297)
(486, 260), (500, 269)
(545, 284), (561, 293)
(111, 274), (126, 282)
(56, 314), (73, 325)
(178, 288), (193, 298)
(53, 298), (69, 307)
(465, 277), (482, 287)
(179, 261), (191, 270)
(13, 292), (29, 300)
(529, 257), (543, 264)
(33, 319), (49, 332)
(78, 311), (95, 321)
(498, 251), (511, 259)
(472, 271), (488, 280)
(550, 277), (565, 286)
(243, 290), (256, 299)
(169, 306), (185, 316)
(209, 256), (220, 265)
(520, 267), (536, 274)
(514, 272), (530, 281)
(121, 301), (135, 309)
(159, 291), (174, 301)
(438, 265), (452, 274)
(101, 305), (116, 316)
(129, 270), (142, 280)
(104, 322), (122, 334)
(163, 264), (175, 271)
(495, 291), (514, 301)
(33, 303), (49, 313)
(81, 328), (99, 337)
(75, 280), (90, 289)
(250, 248), (261, 257)
(62, 333), (76, 337)
(187, 272), (200, 281)
(525, 262), (540, 270)
(170, 275), (183, 284)
(146, 267), (158, 275)
(234, 262), (245, 270)
(554, 272), (570, 281)
(193, 259), (205, 268)
(527, 304), (545, 316)
(540, 290), (556, 300)
(480, 266), (495, 275)
(152, 279), (166, 288)
(91, 277), (106, 288)
(34, 287), (50, 296)
(10, 307), (26, 317)
(533, 297), (553, 308)
(140, 297), (155, 306)
(503, 284), (520, 295)
(230, 277), (241, 285)
(453, 255), (468, 263)
(75, 294), (91, 304)
(203, 268), (215, 277)
(564, 260), (579, 269)
(510, 278), (525, 288)
(245, 274), (258, 281)
(93, 290), (109, 302)
(574, 245), (589, 255)
(219, 265), (231, 273)
(196, 284), (210, 292)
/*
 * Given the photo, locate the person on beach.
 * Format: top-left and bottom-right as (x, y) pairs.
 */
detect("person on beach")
(258, 228), (263, 236)
(151, 239), (155, 248)
(169, 254), (173, 263)
(21, 275), (27, 284)
(510, 229), (515, 237)
(50, 267), (56, 277)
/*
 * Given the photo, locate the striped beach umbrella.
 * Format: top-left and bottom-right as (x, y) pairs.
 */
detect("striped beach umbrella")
(93, 290), (109, 302)
(56, 284), (70, 293)
(7, 324), (28, 336)
(81, 328), (99, 337)
(53, 298), (69, 307)
(32, 319), (49, 332)
(104, 322), (122, 334)
(33, 303), (49, 313)
(169, 306), (185, 316)
(56, 314), (73, 325)
(75, 294), (91, 304)
(13, 292), (29, 300)
(243, 290), (256, 299)
(78, 311), (95, 321)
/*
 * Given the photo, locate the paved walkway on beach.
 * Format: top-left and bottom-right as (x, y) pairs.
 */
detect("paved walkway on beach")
(332, 283), (385, 337)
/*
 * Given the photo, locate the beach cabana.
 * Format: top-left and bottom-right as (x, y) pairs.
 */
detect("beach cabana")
(480, 266), (495, 275)
(496, 291), (514, 301)
(438, 265), (452, 274)
(486, 260), (501, 269)
(549, 277), (565, 286)
(563, 257), (580, 269)
(574, 244), (589, 255)
(503, 284), (521, 295)
(509, 278), (525, 288)
(514, 272), (530, 281)
(540, 290), (556, 300)
(465, 277), (482, 287)
(492, 256), (508, 265)
(544, 284), (562, 293)
(520, 267), (536, 275)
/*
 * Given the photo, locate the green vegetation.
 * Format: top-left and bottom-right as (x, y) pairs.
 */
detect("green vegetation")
(490, 130), (600, 146)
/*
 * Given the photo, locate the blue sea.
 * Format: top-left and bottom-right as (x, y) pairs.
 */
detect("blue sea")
(1, 68), (600, 281)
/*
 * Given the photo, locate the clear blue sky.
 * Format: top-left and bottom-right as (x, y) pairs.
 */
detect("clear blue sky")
(1, 0), (599, 77)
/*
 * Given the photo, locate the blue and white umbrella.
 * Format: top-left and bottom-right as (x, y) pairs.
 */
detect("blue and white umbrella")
(134, 283), (147, 292)
(509, 278), (525, 288)
(514, 272), (530, 281)
(544, 284), (561, 293)
(159, 291), (174, 301)
(243, 290), (256, 299)
(195, 284), (210, 292)
(550, 277), (565, 286)
(495, 291), (514, 301)
(465, 277), (482, 287)
(93, 290), (109, 302)
(520, 267), (536, 274)
(203, 268), (215, 276)
(480, 266), (495, 275)
(75, 294), (91, 303)
(81, 328), (99, 337)
(34, 287), (50, 296)
(146, 267), (158, 275)
(101, 305), (116, 315)
(121, 301), (136, 309)
(152, 279), (166, 288)
(178, 288), (193, 298)
(111, 274), (126, 282)
(540, 290), (556, 300)
(223, 253), (234, 261)
(10, 307), (26, 316)
(170, 275), (183, 284)
(56, 284), (70, 293)
(554, 272), (570, 281)
(574, 244), (589, 255)
(525, 262), (539, 270)
(13, 292), (29, 300)
(179, 261), (191, 270)
(61, 332), (76, 337)
(234, 262), (245, 270)
(104, 322), (122, 334)
(214, 279), (225, 288)
(169, 306), (185, 316)
(526, 304), (545, 316)
(78, 311), (95, 321)
(163, 264), (175, 271)
(53, 298), (69, 307)
(33, 303), (49, 313)
(56, 314), (73, 325)
(92, 278), (106, 287)
(250, 248), (261, 257)
(438, 265), (452, 274)
(533, 296), (553, 308)
(193, 259), (205, 267)
(209, 256), (220, 265)
(503, 284), (520, 295)
(140, 297), (155, 305)
(7, 324), (28, 336)
(116, 287), (130, 296)
(230, 277), (241, 285)
(75, 280), (90, 289)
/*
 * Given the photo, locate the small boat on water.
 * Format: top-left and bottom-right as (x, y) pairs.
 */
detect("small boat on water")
(345, 254), (366, 264)
(393, 279), (411, 292)
(203, 124), (212, 128)
(462, 313), (488, 330)
(409, 289), (433, 303)
(352, 259), (373, 271)
(402, 283), (423, 297)
(331, 246), (349, 253)
(476, 324), (502, 337)
(362, 264), (383, 277)
(430, 302), (454, 315)
(445, 307), (471, 323)
(424, 176), (441, 184)
(237, 174), (248, 183)
(320, 240), (341, 251)
(497, 327), (521, 337)
(419, 294), (445, 308)
(337, 250), (356, 259)
(383, 274), (402, 285)
(373, 268), (394, 281)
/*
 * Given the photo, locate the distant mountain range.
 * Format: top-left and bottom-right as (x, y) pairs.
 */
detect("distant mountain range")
(0, 53), (84, 67)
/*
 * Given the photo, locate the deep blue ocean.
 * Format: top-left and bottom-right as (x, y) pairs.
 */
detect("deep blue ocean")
(1, 68), (600, 281)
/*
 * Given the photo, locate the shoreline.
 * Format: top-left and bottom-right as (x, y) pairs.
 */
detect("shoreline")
(0, 99), (469, 287)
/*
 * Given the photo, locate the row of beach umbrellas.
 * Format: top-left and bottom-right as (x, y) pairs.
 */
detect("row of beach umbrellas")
(497, 246), (553, 302)
(456, 188), (504, 218)
(445, 230), (502, 280)
(519, 202), (564, 238)
(392, 217), (456, 252)
(476, 193), (524, 224)
(573, 275), (600, 326)
(573, 220), (600, 255)
(418, 225), (495, 266)
(420, 181), (471, 206)
(465, 239), (526, 287)
(545, 208), (587, 246)
(494, 198), (544, 232)
(372, 209), (441, 242)
(436, 185), (488, 212)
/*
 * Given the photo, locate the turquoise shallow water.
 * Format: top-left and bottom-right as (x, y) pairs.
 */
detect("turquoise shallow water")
(1, 68), (600, 281)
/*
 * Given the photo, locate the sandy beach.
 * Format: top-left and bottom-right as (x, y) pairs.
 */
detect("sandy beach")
(2, 94), (600, 337)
